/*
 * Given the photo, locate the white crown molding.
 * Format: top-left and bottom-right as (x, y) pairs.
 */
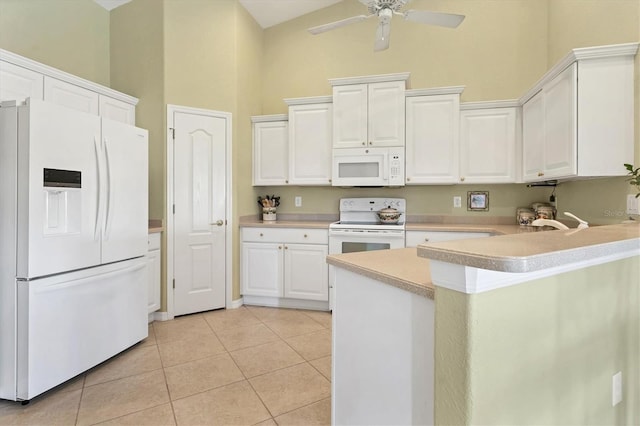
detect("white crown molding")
(405, 86), (465, 97)
(251, 114), (288, 123)
(460, 99), (519, 110)
(329, 72), (411, 87)
(0, 48), (138, 105)
(284, 96), (332, 106)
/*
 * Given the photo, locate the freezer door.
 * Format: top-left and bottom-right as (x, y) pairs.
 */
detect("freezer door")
(17, 259), (147, 400)
(100, 119), (148, 264)
(18, 99), (101, 278)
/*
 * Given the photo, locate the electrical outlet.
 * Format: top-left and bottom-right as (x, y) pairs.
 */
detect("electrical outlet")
(453, 196), (462, 208)
(612, 371), (622, 406)
(295, 196), (302, 207)
(627, 194), (639, 215)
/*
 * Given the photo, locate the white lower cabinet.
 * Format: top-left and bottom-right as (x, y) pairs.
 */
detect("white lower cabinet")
(241, 227), (329, 309)
(147, 232), (161, 314)
(406, 230), (491, 248)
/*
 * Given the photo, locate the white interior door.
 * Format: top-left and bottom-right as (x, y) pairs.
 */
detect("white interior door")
(173, 110), (227, 316)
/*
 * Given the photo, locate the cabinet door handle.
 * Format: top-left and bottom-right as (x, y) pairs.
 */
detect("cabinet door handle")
(285, 246), (288, 250)
(407, 177), (411, 182)
(368, 141), (372, 145)
(362, 141), (366, 146)
(260, 233), (264, 237)
(460, 177), (465, 182)
(304, 234), (308, 238)
(278, 246), (282, 250)
(538, 172), (544, 177)
(424, 238), (429, 242)
(285, 179), (289, 184)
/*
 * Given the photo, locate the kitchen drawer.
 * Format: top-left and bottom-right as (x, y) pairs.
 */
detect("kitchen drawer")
(242, 227), (328, 244)
(147, 232), (161, 251)
(406, 230), (491, 248)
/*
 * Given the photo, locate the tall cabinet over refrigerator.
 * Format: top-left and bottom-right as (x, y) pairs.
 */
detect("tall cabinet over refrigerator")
(0, 98), (149, 402)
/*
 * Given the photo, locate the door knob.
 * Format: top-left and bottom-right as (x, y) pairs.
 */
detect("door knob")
(210, 220), (224, 226)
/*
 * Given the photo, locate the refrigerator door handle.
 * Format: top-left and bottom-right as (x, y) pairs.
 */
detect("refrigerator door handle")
(103, 138), (112, 240)
(93, 136), (102, 241)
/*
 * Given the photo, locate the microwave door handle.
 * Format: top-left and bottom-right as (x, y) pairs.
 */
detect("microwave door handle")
(382, 153), (389, 182)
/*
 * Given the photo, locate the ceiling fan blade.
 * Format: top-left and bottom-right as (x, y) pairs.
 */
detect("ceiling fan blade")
(403, 10), (465, 28)
(374, 21), (391, 52)
(308, 14), (372, 35)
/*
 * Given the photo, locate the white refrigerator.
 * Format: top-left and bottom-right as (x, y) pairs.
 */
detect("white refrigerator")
(0, 98), (149, 401)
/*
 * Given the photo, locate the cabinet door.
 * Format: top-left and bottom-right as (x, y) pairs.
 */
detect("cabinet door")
(368, 81), (405, 147)
(44, 76), (99, 115)
(543, 63), (577, 179)
(253, 121), (289, 185)
(459, 107), (517, 183)
(405, 95), (459, 184)
(332, 84), (368, 148)
(284, 244), (328, 301)
(0, 61), (43, 103)
(99, 95), (135, 125)
(147, 248), (161, 314)
(522, 91), (545, 181)
(288, 103), (333, 185)
(241, 242), (283, 297)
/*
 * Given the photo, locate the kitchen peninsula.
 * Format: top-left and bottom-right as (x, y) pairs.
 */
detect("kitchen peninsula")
(327, 222), (640, 425)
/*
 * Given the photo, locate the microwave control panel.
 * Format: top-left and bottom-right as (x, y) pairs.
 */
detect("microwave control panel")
(388, 147), (404, 186)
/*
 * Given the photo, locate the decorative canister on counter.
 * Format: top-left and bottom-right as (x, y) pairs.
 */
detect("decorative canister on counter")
(516, 208), (536, 225)
(536, 205), (556, 220)
(262, 207), (276, 221)
(258, 195), (280, 222)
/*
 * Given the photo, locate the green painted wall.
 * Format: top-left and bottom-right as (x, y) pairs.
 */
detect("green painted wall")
(435, 256), (640, 424)
(0, 0), (110, 85)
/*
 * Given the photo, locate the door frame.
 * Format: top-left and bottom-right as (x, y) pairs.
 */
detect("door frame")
(166, 104), (233, 319)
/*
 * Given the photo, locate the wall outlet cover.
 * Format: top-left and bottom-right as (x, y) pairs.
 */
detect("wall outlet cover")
(295, 196), (302, 207)
(453, 196), (462, 208)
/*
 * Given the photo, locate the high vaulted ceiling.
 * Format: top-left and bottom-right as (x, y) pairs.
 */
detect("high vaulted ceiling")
(238, 0), (342, 28)
(94, 0), (342, 29)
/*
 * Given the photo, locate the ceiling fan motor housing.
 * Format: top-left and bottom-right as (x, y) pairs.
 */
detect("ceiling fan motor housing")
(365, 0), (409, 14)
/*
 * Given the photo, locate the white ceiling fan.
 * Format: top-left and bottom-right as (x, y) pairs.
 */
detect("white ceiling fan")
(308, 0), (465, 52)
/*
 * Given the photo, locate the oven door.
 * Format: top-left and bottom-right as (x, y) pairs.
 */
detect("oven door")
(329, 229), (405, 255)
(332, 148), (387, 187)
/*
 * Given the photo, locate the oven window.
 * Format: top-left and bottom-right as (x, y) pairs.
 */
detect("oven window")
(342, 242), (390, 253)
(338, 162), (379, 178)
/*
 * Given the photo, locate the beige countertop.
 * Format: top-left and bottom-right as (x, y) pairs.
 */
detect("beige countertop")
(417, 222), (640, 273)
(148, 219), (163, 234)
(327, 248), (434, 300)
(406, 223), (546, 235)
(239, 214), (335, 229)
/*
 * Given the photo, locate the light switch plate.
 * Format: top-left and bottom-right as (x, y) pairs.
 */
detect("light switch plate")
(626, 195), (639, 215)
(612, 371), (622, 406)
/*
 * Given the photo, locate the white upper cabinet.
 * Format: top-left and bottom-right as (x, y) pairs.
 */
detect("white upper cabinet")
(0, 49), (138, 124)
(405, 89), (461, 184)
(99, 95), (136, 125)
(0, 61), (43, 103)
(44, 76), (100, 115)
(252, 115), (288, 186)
(521, 43), (637, 182)
(459, 103), (518, 184)
(331, 73), (408, 148)
(286, 97), (333, 185)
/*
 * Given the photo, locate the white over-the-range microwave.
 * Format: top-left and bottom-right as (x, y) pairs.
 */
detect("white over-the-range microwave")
(332, 147), (404, 187)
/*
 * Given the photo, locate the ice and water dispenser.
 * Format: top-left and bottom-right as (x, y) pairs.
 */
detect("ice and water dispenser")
(43, 168), (82, 235)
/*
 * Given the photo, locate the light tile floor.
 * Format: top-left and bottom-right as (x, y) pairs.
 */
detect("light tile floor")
(0, 306), (332, 425)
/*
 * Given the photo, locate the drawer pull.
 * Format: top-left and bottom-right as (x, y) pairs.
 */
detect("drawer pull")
(260, 233), (263, 237)
(424, 238), (429, 242)
(284, 246), (288, 250)
(278, 246), (282, 250)
(304, 234), (308, 238)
